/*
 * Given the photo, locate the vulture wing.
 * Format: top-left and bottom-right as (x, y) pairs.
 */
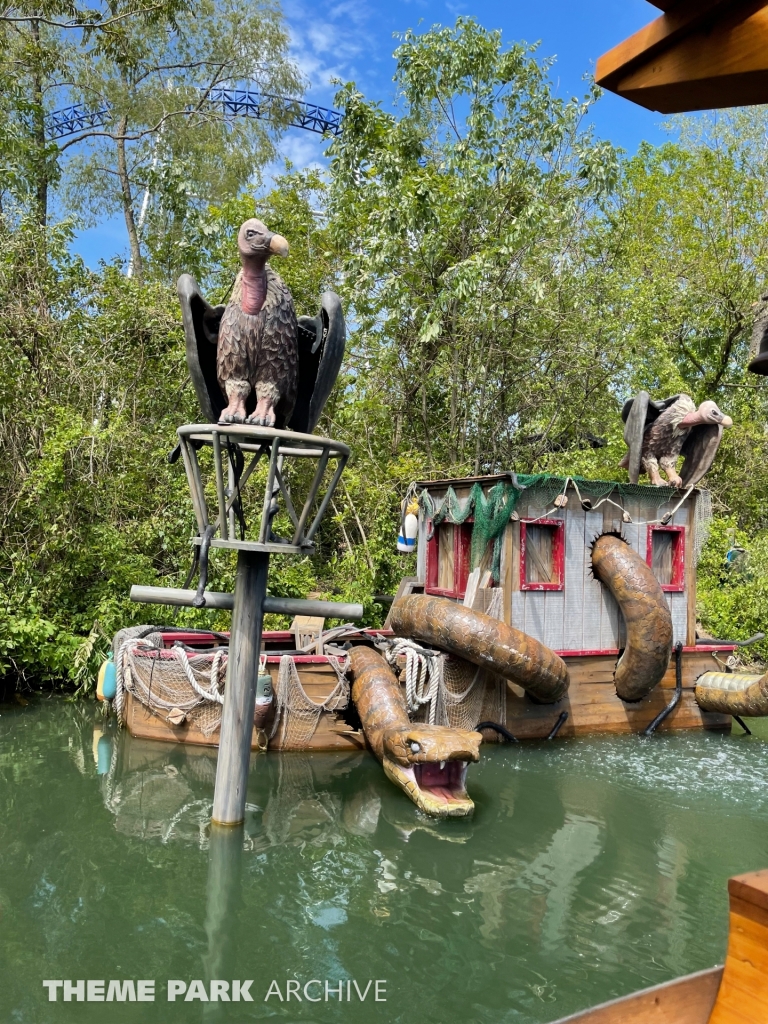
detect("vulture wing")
(177, 274), (226, 422)
(680, 423), (723, 487)
(622, 391), (650, 485)
(288, 291), (346, 434)
(621, 393), (683, 484)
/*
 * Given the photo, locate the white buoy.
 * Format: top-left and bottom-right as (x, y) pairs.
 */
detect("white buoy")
(398, 501), (419, 553)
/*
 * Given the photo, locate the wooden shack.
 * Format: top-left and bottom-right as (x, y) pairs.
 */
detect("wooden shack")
(409, 473), (735, 737)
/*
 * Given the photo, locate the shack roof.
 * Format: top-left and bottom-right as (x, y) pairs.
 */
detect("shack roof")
(595, 0), (768, 113)
(415, 473), (700, 500)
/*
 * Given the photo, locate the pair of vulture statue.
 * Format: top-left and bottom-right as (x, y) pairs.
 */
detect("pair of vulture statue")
(177, 218), (345, 435)
(620, 392), (732, 488)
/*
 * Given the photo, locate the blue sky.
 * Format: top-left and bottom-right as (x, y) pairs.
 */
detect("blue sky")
(73, 0), (683, 266)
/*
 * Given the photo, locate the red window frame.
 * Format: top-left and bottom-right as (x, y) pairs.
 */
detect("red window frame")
(425, 519), (473, 599)
(520, 518), (565, 592)
(646, 524), (685, 592)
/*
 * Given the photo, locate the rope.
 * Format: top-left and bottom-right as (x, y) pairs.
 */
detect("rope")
(383, 638), (443, 724)
(270, 654), (350, 748)
(417, 473), (711, 572)
(174, 645), (224, 705)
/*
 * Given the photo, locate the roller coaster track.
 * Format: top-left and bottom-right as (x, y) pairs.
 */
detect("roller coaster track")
(44, 88), (343, 141)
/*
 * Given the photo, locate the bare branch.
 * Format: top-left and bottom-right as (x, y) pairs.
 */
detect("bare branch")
(0, 3), (167, 31)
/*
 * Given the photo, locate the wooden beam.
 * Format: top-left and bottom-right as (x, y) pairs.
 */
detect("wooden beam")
(596, 1), (768, 114)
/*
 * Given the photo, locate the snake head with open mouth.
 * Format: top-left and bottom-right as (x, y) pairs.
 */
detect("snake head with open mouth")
(381, 724), (482, 818)
(349, 645), (484, 818)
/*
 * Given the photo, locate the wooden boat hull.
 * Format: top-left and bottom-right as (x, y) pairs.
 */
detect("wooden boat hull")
(549, 967), (723, 1023)
(123, 655), (366, 752)
(502, 647), (732, 741)
(549, 868), (768, 1024)
(122, 640), (733, 750)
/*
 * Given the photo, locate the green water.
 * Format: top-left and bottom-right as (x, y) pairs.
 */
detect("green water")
(2, 700), (768, 1024)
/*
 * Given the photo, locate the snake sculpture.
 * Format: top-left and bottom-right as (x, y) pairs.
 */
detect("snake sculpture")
(348, 646), (482, 818)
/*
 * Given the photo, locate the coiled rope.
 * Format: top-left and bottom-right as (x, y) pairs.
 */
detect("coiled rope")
(381, 638), (444, 725)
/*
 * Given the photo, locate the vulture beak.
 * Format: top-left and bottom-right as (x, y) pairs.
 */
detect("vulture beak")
(721, 414), (733, 428)
(269, 233), (289, 258)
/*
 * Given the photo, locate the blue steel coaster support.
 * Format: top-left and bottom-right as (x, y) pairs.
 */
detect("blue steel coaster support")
(46, 90), (343, 141)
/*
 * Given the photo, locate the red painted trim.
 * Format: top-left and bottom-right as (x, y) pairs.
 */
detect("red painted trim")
(647, 523), (685, 592)
(520, 518), (565, 591)
(556, 645), (737, 656)
(425, 518), (473, 599)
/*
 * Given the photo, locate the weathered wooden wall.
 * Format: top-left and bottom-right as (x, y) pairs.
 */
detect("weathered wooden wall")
(489, 484), (697, 652)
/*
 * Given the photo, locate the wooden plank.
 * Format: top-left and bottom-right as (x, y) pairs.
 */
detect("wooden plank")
(686, 496), (697, 646)
(563, 651), (723, 689)
(709, 872), (768, 1024)
(463, 567), (482, 609)
(505, 691), (729, 739)
(595, 0), (751, 89)
(525, 590), (546, 646)
(511, 589), (524, 634)
(500, 521), (514, 626)
(583, 511), (606, 650)
(601, 3), (768, 114)
(125, 685), (366, 753)
(544, 588), (565, 652)
(669, 592), (688, 647)
(563, 506), (587, 651)
(547, 966), (722, 1024)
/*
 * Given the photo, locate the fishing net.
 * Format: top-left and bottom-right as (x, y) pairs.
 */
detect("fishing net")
(269, 654), (350, 750)
(418, 474), (713, 577)
(114, 633), (227, 737)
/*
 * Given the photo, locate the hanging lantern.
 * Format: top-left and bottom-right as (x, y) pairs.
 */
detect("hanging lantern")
(397, 499), (419, 554)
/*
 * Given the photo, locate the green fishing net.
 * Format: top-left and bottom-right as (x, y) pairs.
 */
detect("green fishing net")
(417, 474), (699, 583)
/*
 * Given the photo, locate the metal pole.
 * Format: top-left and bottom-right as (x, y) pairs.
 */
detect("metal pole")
(130, 583), (363, 619)
(212, 550), (269, 825)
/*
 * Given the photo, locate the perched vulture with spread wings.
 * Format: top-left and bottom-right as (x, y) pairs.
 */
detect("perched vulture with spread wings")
(176, 219), (345, 437)
(619, 392), (732, 488)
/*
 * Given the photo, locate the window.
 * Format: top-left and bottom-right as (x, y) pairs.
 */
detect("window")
(520, 519), (564, 591)
(426, 520), (472, 599)
(647, 525), (685, 592)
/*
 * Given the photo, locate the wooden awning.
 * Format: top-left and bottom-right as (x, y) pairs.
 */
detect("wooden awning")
(596, 0), (768, 113)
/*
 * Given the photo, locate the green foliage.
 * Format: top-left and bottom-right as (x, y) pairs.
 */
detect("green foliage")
(0, 16), (768, 692)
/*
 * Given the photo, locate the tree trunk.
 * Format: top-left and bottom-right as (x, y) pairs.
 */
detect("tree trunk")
(474, 354), (488, 476)
(31, 19), (47, 227)
(116, 116), (143, 280)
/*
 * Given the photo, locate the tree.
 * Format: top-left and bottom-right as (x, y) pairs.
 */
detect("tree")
(328, 17), (621, 478)
(63, 0), (304, 280)
(0, 0), (303, 278)
(0, 0), (190, 224)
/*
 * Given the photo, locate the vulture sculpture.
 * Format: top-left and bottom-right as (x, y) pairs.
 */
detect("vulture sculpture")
(620, 392), (732, 488)
(176, 219), (346, 435)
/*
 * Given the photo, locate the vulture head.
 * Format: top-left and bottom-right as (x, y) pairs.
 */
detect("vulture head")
(678, 400), (733, 431)
(237, 217), (289, 262)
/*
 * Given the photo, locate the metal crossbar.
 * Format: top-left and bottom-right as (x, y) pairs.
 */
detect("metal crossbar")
(45, 90), (343, 141)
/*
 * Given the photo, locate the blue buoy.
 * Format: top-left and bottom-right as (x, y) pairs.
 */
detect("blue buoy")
(97, 654), (117, 701)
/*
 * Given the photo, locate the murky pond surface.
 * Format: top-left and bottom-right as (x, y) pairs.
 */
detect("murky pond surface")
(2, 698), (768, 1024)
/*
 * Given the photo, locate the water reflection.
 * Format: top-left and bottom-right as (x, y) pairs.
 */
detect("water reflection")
(202, 824), (243, 1022)
(3, 699), (768, 1024)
